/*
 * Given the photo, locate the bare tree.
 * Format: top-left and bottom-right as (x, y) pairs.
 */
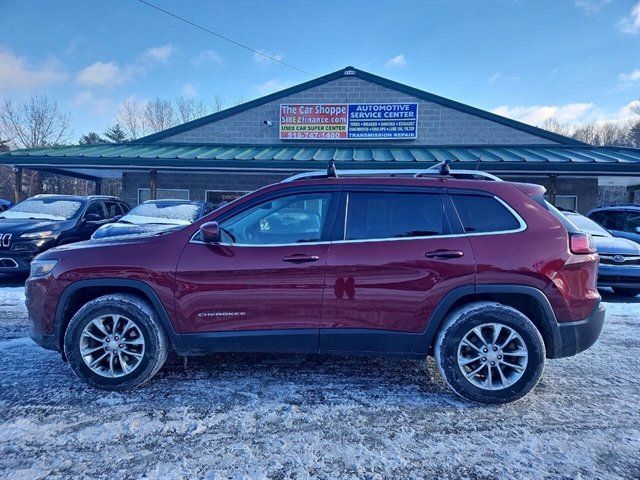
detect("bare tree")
(0, 95), (71, 149)
(212, 94), (226, 112)
(116, 98), (147, 140)
(0, 96), (73, 200)
(540, 118), (571, 137)
(144, 97), (176, 133)
(175, 96), (207, 123)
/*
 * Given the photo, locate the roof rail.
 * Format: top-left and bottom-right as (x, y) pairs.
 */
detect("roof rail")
(282, 168), (502, 183)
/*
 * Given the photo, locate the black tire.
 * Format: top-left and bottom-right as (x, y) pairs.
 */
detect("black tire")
(64, 293), (169, 390)
(612, 287), (640, 298)
(434, 301), (545, 404)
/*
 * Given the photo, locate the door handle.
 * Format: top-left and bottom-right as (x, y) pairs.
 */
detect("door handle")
(282, 254), (320, 264)
(425, 249), (464, 260)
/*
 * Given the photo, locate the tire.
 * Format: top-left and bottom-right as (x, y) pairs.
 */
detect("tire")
(64, 293), (169, 390)
(612, 287), (640, 298)
(434, 301), (546, 404)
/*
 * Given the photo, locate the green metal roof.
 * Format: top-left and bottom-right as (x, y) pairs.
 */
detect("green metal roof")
(1, 143), (639, 178)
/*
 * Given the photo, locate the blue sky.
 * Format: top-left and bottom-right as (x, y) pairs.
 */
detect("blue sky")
(1, 0), (639, 139)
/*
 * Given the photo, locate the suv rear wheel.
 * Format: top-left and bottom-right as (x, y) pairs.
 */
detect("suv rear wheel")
(434, 301), (545, 404)
(64, 294), (168, 390)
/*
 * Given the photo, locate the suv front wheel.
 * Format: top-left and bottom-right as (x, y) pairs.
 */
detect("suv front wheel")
(435, 301), (545, 404)
(64, 294), (169, 390)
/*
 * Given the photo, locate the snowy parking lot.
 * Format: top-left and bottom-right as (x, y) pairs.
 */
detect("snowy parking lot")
(0, 278), (639, 479)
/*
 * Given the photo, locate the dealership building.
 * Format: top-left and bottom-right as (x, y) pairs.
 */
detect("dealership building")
(1, 66), (639, 212)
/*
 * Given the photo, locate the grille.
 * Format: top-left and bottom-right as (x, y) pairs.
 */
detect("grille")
(599, 255), (640, 266)
(598, 275), (640, 285)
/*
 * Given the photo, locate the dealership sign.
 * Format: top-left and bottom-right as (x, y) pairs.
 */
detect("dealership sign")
(279, 103), (418, 140)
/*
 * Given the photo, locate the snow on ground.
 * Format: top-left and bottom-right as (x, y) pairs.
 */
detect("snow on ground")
(0, 284), (639, 479)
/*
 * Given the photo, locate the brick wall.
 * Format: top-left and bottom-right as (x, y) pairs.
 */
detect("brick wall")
(159, 76), (557, 146)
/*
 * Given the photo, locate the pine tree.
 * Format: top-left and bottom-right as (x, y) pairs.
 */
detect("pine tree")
(104, 123), (127, 143)
(78, 132), (106, 145)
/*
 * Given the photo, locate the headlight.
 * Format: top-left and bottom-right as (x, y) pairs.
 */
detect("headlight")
(21, 231), (56, 239)
(29, 259), (58, 277)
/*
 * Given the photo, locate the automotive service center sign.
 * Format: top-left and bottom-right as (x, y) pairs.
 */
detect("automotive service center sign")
(279, 103), (418, 140)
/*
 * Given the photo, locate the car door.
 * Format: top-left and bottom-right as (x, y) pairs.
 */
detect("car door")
(174, 189), (338, 351)
(320, 187), (475, 354)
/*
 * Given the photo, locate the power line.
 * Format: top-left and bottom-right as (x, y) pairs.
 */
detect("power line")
(136, 0), (315, 78)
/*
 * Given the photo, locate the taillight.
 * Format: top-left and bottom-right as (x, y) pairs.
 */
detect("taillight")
(569, 233), (596, 254)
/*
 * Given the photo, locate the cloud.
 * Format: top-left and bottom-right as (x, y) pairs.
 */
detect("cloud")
(253, 50), (284, 65)
(0, 49), (67, 91)
(491, 100), (639, 126)
(192, 49), (223, 66)
(73, 90), (114, 115)
(618, 68), (640, 90)
(76, 61), (137, 87)
(574, 0), (611, 15)
(254, 79), (291, 95)
(617, 2), (640, 34)
(181, 83), (197, 97)
(142, 44), (175, 63)
(487, 72), (521, 86)
(385, 54), (407, 69)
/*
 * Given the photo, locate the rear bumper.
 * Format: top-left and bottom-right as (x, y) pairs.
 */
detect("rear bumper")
(556, 302), (605, 358)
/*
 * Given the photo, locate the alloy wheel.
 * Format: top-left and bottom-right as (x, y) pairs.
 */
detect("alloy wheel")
(79, 314), (146, 378)
(457, 322), (528, 390)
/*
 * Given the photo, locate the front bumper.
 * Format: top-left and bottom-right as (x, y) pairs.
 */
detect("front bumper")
(0, 251), (38, 274)
(597, 264), (640, 289)
(556, 302), (605, 358)
(29, 326), (58, 351)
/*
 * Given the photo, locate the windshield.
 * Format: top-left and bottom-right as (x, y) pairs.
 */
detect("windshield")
(122, 202), (200, 226)
(0, 198), (82, 221)
(567, 213), (611, 237)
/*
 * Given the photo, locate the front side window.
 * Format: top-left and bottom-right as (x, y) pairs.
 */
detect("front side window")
(219, 192), (332, 245)
(344, 192), (446, 241)
(451, 194), (521, 234)
(624, 211), (640, 234)
(598, 211), (626, 231)
(84, 202), (106, 220)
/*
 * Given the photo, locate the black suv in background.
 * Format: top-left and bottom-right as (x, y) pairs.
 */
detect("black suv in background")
(0, 195), (129, 274)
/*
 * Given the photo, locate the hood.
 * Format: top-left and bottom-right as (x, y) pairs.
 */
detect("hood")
(0, 217), (70, 235)
(592, 235), (640, 255)
(92, 221), (182, 239)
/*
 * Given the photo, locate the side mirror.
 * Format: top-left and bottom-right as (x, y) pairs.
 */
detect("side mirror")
(113, 215), (123, 222)
(84, 213), (101, 223)
(200, 221), (221, 243)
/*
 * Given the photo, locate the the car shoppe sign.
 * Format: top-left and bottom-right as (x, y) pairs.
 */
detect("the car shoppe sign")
(279, 103), (418, 140)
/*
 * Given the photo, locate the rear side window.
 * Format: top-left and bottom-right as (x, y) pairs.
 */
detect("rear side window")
(345, 192), (446, 241)
(451, 195), (520, 234)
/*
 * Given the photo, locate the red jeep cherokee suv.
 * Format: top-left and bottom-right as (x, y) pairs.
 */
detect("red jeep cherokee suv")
(26, 165), (605, 403)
